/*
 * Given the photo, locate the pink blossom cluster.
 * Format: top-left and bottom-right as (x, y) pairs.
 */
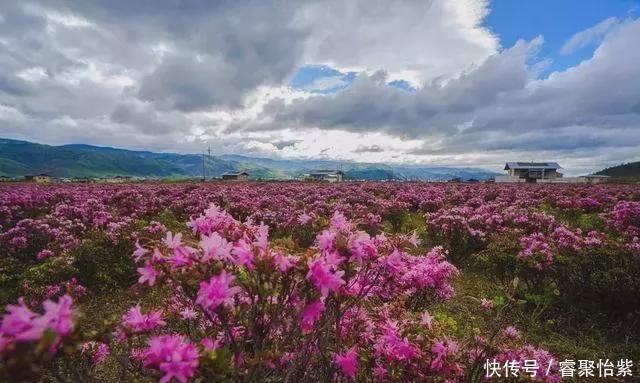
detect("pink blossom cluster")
(121, 305), (166, 334)
(518, 233), (555, 270)
(142, 335), (199, 383)
(0, 295), (75, 355)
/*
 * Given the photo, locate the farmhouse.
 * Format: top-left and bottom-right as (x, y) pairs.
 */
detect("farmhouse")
(25, 174), (53, 183)
(307, 170), (345, 183)
(496, 162), (563, 183)
(222, 172), (249, 181)
(0, 175), (12, 182)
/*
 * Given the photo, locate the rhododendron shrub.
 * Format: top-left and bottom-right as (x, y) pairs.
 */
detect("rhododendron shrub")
(0, 295), (77, 380)
(476, 221), (640, 318)
(0, 182), (638, 381)
(426, 206), (489, 261)
(112, 204), (469, 381)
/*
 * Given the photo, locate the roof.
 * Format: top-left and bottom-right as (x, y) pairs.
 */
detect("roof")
(504, 162), (562, 170)
(223, 172), (249, 176)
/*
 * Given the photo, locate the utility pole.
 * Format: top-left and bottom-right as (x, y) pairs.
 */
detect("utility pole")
(202, 151), (206, 182)
(207, 145), (211, 180)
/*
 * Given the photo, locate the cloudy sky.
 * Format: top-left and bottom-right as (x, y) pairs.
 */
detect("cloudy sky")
(1, 0), (640, 174)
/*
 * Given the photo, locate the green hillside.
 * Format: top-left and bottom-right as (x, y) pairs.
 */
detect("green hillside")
(0, 138), (496, 181)
(596, 162), (640, 178)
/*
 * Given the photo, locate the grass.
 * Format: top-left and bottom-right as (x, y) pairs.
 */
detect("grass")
(430, 269), (639, 382)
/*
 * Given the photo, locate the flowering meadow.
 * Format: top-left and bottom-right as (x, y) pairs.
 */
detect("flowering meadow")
(0, 182), (638, 382)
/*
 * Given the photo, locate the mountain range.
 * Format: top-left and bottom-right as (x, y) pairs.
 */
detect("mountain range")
(596, 162), (640, 179)
(0, 138), (500, 181)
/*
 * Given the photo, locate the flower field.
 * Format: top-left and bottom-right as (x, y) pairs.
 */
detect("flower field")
(0, 182), (639, 382)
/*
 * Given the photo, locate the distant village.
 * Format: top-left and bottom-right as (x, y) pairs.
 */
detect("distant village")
(0, 170), (347, 184)
(0, 163), (614, 184)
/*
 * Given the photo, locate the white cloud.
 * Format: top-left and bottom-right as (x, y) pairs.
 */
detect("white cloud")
(0, 1), (638, 174)
(561, 17), (619, 54)
(298, 0), (498, 86)
(303, 75), (349, 92)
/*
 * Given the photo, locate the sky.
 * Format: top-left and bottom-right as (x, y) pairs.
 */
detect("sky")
(1, 0), (640, 175)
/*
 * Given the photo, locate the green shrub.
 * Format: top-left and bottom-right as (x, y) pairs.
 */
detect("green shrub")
(71, 234), (136, 293)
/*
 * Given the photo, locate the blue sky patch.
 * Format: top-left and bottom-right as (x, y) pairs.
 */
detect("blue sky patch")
(291, 1), (640, 91)
(486, 0), (639, 77)
(290, 65), (356, 93)
(291, 65), (415, 93)
(388, 80), (416, 92)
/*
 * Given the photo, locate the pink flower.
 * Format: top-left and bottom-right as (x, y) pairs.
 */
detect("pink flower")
(151, 247), (165, 263)
(481, 298), (494, 309)
(37, 249), (54, 261)
(333, 346), (358, 378)
(503, 326), (520, 339)
(374, 321), (420, 362)
(121, 305), (166, 333)
(231, 240), (254, 270)
(196, 271), (242, 312)
(300, 299), (324, 333)
(273, 251), (297, 272)
(421, 311), (434, 329)
(148, 221), (167, 234)
(324, 250), (345, 267)
(348, 232), (377, 262)
(407, 231), (422, 247)
(133, 239), (148, 261)
(518, 233), (554, 270)
(306, 259), (345, 297)
(82, 341), (110, 364)
(0, 298), (42, 341)
(430, 338), (461, 374)
(93, 343), (110, 364)
(180, 308), (197, 320)
(298, 211), (314, 225)
(254, 223), (269, 250)
(39, 295), (74, 338)
(137, 261), (159, 286)
(45, 284), (61, 298)
(167, 245), (197, 270)
(330, 211), (351, 231)
(317, 230), (337, 253)
(163, 232), (183, 250)
(143, 335), (199, 383)
(374, 363), (387, 379)
(0, 295), (75, 353)
(201, 336), (223, 352)
(200, 232), (232, 262)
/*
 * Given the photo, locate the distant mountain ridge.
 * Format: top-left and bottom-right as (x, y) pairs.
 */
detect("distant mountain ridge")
(596, 162), (640, 178)
(0, 138), (498, 181)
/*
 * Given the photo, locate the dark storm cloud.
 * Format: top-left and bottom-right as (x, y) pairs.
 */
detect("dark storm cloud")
(0, 0), (310, 145)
